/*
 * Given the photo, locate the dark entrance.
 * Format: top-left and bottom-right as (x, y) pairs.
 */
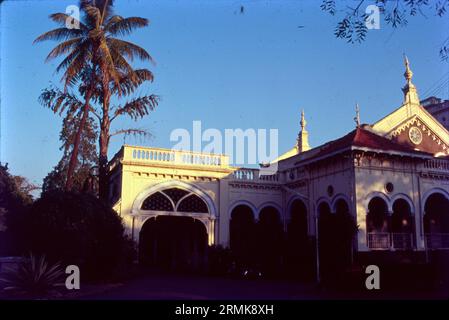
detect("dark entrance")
(318, 200), (355, 284)
(139, 216), (208, 271)
(257, 206), (283, 276)
(286, 199), (310, 279)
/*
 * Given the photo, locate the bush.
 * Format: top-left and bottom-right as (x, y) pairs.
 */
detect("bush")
(22, 191), (134, 281)
(0, 254), (64, 297)
(207, 245), (233, 276)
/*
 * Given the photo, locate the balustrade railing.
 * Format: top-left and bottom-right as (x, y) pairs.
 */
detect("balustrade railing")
(425, 233), (449, 249)
(367, 232), (414, 250)
(423, 159), (449, 171)
(231, 168), (280, 183)
(121, 145), (229, 168)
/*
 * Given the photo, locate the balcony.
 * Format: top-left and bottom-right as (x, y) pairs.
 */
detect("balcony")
(111, 145), (230, 169)
(422, 159), (449, 172)
(367, 232), (414, 250)
(425, 233), (449, 249)
(231, 168), (281, 183)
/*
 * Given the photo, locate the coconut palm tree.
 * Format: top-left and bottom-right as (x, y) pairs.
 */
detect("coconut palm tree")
(39, 67), (158, 197)
(35, 0), (157, 199)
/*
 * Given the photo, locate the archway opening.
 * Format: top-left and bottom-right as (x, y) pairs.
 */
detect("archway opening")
(334, 199), (355, 270)
(139, 216), (208, 272)
(230, 205), (256, 270)
(317, 202), (333, 282)
(257, 206), (283, 277)
(391, 199), (414, 250)
(367, 197), (389, 249)
(424, 193), (449, 249)
(318, 200), (355, 283)
(286, 199), (309, 278)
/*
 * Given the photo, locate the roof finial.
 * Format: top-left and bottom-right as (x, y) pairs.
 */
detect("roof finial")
(354, 103), (361, 128)
(402, 55), (419, 105)
(404, 54), (413, 82)
(300, 109), (307, 130)
(296, 109), (310, 153)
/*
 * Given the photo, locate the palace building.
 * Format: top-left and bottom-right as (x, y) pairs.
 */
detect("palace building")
(108, 58), (449, 276)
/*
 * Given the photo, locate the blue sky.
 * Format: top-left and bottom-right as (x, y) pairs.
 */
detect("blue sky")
(1, 0), (449, 187)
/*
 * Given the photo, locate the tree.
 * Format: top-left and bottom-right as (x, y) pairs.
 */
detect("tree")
(0, 163), (33, 255)
(23, 191), (135, 280)
(320, 0), (449, 60)
(35, 0), (158, 200)
(42, 106), (98, 194)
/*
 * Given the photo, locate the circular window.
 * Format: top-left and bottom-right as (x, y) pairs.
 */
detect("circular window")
(327, 185), (334, 197)
(385, 182), (394, 193)
(408, 126), (423, 145)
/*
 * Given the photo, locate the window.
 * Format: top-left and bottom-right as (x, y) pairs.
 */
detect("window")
(141, 188), (208, 213)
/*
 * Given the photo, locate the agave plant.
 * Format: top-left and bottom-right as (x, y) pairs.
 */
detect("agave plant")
(0, 254), (64, 297)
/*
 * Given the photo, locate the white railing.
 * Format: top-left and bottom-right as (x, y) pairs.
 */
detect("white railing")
(231, 168), (280, 183)
(121, 145), (229, 168)
(423, 159), (449, 171)
(367, 232), (414, 250)
(425, 233), (449, 249)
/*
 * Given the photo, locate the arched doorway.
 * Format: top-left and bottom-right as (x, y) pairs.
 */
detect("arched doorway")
(317, 202), (333, 282)
(367, 197), (389, 249)
(138, 187), (211, 271)
(257, 206), (283, 276)
(139, 216), (207, 271)
(286, 199), (309, 278)
(424, 193), (449, 249)
(230, 204), (256, 270)
(391, 199), (414, 250)
(333, 199), (356, 270)
(318, 199), (355, 283)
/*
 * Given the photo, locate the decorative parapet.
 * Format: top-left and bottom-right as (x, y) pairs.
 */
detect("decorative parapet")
(117, 145), (230, 169)
(420, 158), (449, 180)
(230, 168), (282, 184)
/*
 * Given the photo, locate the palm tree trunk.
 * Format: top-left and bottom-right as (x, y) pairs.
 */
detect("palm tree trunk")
(98, 79), (111, 202)
(98, 122), (110, 201)
(65, 90), (92, 191)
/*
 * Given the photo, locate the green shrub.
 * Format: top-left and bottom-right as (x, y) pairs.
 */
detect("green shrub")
(0, 254), (64, 297)
(22, 191), (134, 281)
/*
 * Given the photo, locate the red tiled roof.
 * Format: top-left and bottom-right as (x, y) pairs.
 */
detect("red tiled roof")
(302, 126), (431, 162)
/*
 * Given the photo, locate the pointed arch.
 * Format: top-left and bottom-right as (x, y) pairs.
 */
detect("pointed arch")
(131, 180), (217, 218)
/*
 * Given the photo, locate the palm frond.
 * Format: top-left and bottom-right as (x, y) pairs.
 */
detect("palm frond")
(34, 27), (84, 43)
(45, 38), (84, 62)
(39, 87), (84, 116)
(109, 128), (151, 138)
(112, 68), (154, 95)
(49, 13), (87, 30)
(106, 16), (149, 37)
(111, 95), (159, 121)
(108, 38), (154, 64)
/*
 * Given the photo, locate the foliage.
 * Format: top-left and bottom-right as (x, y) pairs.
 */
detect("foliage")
(0, 163), (33, 255)
(0, 254), (64, 297)
(42, 106), (98, 195)
(320, 0), (449, 60)
(22, 190), (134, 280)
(35, 0), (159, 199)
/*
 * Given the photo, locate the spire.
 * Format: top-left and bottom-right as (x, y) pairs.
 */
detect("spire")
(402, 55), (420, 106)
(300, 109), (307, 131)
(296, 109), (310, 153)
(404, 55), (413, 82)
(354, 103), (361, 128)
